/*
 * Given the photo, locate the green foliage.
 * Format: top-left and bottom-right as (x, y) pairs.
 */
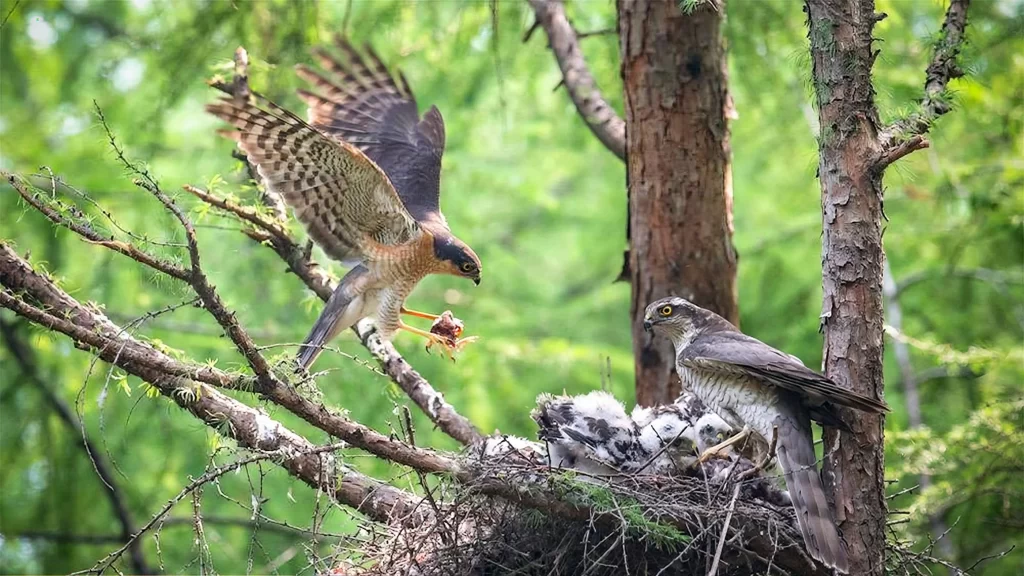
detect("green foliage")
(0, 0), (1021, 574)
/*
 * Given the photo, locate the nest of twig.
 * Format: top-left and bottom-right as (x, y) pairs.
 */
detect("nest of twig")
(336, 448), (818, 576)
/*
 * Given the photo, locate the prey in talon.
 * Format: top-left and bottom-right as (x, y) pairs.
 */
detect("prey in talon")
(424, 310), (478, 359)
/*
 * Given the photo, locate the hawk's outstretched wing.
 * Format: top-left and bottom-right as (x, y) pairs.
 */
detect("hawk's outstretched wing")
(680, 331), (890, 415)
(296, 39), (447, 229)
(207, 94), (421, 265)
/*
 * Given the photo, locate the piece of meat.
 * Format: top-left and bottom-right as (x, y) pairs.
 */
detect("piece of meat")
(429, 311), (465, 347)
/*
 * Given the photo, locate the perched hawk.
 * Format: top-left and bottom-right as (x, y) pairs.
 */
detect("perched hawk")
(207, 39), (480, 370)
(644, 297), (890, 573)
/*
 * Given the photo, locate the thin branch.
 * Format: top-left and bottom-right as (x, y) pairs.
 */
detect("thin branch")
(74, 446), (343, 575)
(877, 0), (972, 168)
(2, 515), (338, 545)
(1, 0), (22, 29)
(525, 0), (625, 161)
(209, 47), (288, 220)
(577, 28), (616, 39)
(707, 484), (741, 576)
(895, 266), (1019, 297)
(4, 171), (191, 281)
(0, 318), (152, 575)
(875, 135), (929, 173)
(883, 261), (955, 564)
(912, 365), (979, 383)
(182, 184), (333, 298)
(93, 107), (280, 391)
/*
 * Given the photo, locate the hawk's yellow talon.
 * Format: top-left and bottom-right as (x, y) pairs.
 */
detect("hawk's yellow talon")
(697, 426), (751, 464)
(401, 306), (441, 321)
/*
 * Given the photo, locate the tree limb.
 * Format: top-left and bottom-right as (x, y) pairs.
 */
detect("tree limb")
(525, 0), (625, 161)
(877, 0), (972, 169)
(12, 161), (482, 449)
(0, 244), (425, 528)
(0, 242), (461, 476)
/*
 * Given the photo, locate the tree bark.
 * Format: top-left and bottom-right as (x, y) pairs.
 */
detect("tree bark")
(618, 0), (737, 406)
(805, 1), (888, 573)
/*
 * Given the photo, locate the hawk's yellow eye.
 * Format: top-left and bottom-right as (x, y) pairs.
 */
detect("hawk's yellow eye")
(660, 305), (673, 317)
(460, 262), (475, 272)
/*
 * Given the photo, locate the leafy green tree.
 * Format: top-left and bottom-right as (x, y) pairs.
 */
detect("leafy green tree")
(0, 0), (1020, 574)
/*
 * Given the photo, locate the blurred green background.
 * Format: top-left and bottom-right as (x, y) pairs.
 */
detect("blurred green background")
(0, 0), (1021, 573)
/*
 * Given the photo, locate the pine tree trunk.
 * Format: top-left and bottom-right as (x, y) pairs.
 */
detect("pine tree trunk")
(805, 0), (888, 573)
(618, 0), (738, 407)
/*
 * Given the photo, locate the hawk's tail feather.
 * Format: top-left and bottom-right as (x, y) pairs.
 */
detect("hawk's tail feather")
(296, 266), (369, 371)
(776, 418), (850, 573)
(296, 287), (353, 371)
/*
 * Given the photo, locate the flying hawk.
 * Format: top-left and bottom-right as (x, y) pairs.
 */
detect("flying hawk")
(644, 296), (890, 573)
(207, 39), (480, 370)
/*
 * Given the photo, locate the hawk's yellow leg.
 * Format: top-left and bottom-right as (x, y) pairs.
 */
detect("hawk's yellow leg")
(739, 426), (779, 480)
(401, 306), (440, 321)
(697, 426), (752, 463)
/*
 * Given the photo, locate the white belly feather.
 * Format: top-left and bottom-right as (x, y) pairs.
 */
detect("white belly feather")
(680, 366), (781, 444)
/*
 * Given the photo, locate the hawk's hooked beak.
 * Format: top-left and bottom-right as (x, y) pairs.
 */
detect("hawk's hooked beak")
(472, 276), (481, 286)
(643, 317), (654, 333)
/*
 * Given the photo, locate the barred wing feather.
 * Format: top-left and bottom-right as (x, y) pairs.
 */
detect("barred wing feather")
(206, 94), (421, 265)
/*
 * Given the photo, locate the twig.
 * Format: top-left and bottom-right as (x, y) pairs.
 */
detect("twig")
(875, 135), (930, 172)
(1, 0), (22, 29)
(3, 515), (340, 544)
(964, 545), (1015, 572)
(0, 319), (152, 575)
(209, 47), (287, 220)
(4, 171), (191, 281)
(707, 484), (740, 576)
(577, 28), (615, 39)
(895, 266), (1019, 297)
(73, 447), (341, 575)
(877, 0), (972, 167)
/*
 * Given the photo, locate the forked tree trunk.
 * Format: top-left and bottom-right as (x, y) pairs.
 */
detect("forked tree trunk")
(805, 0), (888, 573)
(618, 0), (738, 406)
